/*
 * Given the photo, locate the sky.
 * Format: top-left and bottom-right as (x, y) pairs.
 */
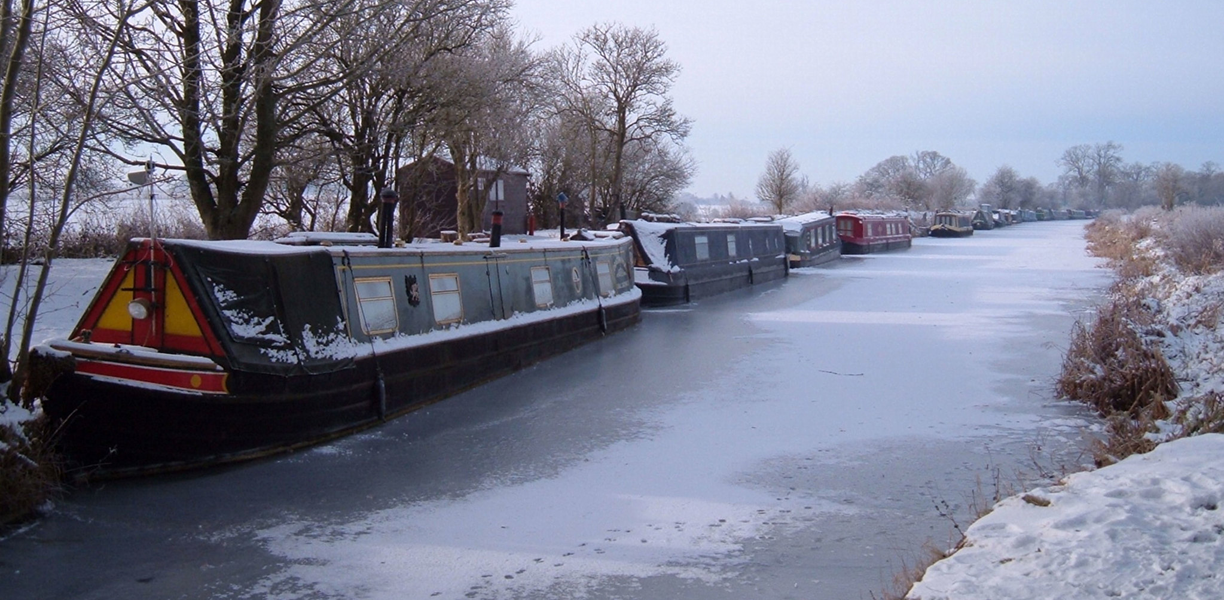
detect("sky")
(512, 1), (1224, 199)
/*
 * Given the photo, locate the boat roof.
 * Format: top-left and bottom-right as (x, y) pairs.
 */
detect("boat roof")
(141, 233), (630, 259)
(775, 211), (836, 233)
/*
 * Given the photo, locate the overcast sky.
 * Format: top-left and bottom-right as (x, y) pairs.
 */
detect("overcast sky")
(512, 1), (1224, 199)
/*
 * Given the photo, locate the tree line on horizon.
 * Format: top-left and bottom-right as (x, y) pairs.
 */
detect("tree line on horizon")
(748, 143), (1224, 218)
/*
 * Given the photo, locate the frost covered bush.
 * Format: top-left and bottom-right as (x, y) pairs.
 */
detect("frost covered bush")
(1064, 205), (1224, 464)
(0, 412), (59, 525)
(1056, 293), (1178, 418)
(1160, 205), (1224, 275)
(1082, 208), (1159, 279)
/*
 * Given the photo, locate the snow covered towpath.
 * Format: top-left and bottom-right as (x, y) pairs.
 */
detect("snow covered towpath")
(908, 433), (1224, 600)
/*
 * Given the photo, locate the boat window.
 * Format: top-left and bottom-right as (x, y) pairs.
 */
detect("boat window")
(727, 234), (737, 257)
(597, 261), (613, 297)
(354, 277), (398, 335)
(531, 266), (554, 307)
(429, 273), (463, 324)
(694, 235), (709, 261)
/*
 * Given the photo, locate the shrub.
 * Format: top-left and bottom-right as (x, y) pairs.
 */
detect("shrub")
(1056, 292), (1178, 417)
(1089, 412), (1159, 467)
(0, 415), (60, 525)
(1161, 205), (1224, 275)
(1082, 209), (1158, 279)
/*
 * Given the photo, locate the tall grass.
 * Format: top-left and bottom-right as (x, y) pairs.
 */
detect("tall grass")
(1055, 293), (1178, 418)
(0, 415), (60, 526)
(1059, 205), (1224, 465)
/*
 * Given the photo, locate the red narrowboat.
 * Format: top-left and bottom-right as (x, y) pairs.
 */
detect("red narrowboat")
(834, 213), (913, 254)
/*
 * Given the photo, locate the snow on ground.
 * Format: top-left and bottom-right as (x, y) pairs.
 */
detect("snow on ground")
(908, 433), (1224, 600)
(0, 259), (114, 433)
(0, 258), (115, 354)
(908, 225), (1224, 600)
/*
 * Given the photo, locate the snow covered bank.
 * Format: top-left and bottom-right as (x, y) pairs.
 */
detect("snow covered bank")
(908, 433), (1224, 600)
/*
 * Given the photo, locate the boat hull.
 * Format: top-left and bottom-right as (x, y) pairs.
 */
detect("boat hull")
(841, 238), (912, 254)
(929, 226), (974, 238)
(44, 295), (639, 475)
(636, 259), (788, 307)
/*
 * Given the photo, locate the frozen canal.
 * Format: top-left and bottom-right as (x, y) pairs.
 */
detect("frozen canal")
(1, 221), (1110, 600)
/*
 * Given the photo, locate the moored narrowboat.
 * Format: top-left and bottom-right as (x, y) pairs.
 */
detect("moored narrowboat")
(928, 211), (975, 238)
(33, 233), (640, 475)
(777, 212), (842, 268)
(619, 219), (787, 306)
(972, 204), (996, 230)
(834, 213), (912, 255)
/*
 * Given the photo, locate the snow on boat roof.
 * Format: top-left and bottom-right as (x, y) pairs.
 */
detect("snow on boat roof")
(623, 219), (782, 236)
(274, 231), (379, 246)
(775, 211), (836, 233)
(835, 211), (910, 222)
(153, 234), (629, 257)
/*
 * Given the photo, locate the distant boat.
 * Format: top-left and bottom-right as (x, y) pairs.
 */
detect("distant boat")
(777, 212), (842, 267)
(619, 219), (788, 306)
(929, 211), (975, 238)
(835, 213), (913, 254)
(33, 232), (640, 476)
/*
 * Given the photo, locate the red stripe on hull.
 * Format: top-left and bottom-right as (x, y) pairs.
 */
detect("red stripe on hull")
(75, 359), (229, 394)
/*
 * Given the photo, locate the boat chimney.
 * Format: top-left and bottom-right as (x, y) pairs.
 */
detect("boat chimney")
(490, 211), (503, 248)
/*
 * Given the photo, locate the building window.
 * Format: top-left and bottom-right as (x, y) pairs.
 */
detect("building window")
(531, 266), (553, 307)
(354, 277), (397, 335)
(596, 261), (613, 297)
(694, 235), (709, 261)
(727, 234), (737, 257)
(429, 273), (463, 324)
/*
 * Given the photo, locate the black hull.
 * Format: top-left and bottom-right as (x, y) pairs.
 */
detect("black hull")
(841, 239), (912, 255)
(788, 247), (842, 268)
(638, 260), (788, 307)
(929, 228), (974, 238)
(46, 298), (639, 476)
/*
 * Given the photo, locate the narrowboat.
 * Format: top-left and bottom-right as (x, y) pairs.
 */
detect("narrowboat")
(972, 204), (996, 230)
(32, 232), (640, 475)
(928, 211), (975, 238)
(834, 213), (912, 255)
(778, 212), (841, 267)
(619, 219), (787, 306)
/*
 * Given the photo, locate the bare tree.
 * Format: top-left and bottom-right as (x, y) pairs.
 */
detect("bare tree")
(529, 114), (588, 229)
(1111, 162), (1153, 209)
(912, 150), (952, 180)
(856, 155), (911, 201)
(298, 0), (509, 236)
(979, 165), (1022, 209)
(0, 0), (36, 243)
(89, 0), (484, 239)
(428, 25), (540, 239)
(927, 166), (975, 209)
(553, 23), (691, 224)
(620, 138), (694, 215)
(1155, 163), (1185, 211)
(755, 147), (802, 214)
(1059, 142), (1123, 208)
(9, 0), (139, 399)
